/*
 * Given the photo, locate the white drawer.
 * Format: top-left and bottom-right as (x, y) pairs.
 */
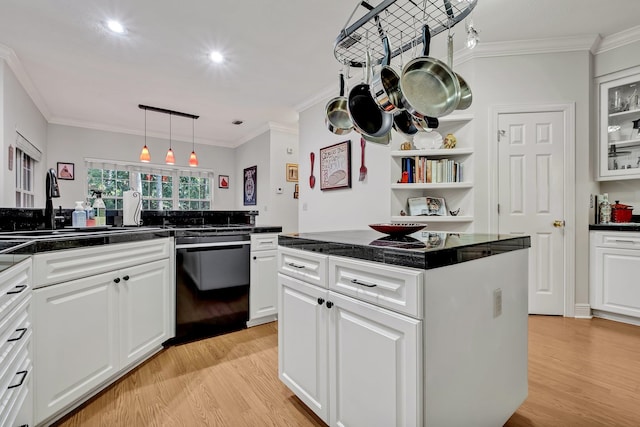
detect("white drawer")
(329, 256), (424, 318)
(0, 259), (31, 325)
(0, 329), (30, 405)
(0, 297), (30, 371)
(278, 247), (328, 288)
(592, 231), (640, 249)
(251, 233), (279, 251)
(33, 238), (171, 288)
(0, 354), (31, 427)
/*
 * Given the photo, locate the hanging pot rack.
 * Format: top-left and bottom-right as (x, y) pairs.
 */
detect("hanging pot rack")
(334, 0), (478, 68)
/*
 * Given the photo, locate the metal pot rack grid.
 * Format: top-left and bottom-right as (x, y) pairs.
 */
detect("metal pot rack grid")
(334, 0), (477, 67)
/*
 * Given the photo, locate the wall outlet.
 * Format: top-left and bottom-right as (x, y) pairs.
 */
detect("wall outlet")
(302, 202), (308, 211)
(493, 288), (502, 318)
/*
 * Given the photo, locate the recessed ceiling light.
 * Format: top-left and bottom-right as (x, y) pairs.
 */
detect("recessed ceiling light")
(106, 20), (126, 34)
(209, 51), (225, 64)
(232, 120), (243, 125)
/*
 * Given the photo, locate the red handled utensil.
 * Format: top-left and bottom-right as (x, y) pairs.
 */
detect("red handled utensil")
(309, 152), (316, 189)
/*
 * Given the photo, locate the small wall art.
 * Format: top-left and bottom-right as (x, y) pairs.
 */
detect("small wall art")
(286, 163), (298, 182)
(57, 162), (75, 180)
(293, 184), (299, 199)
(218, 175), (229, 189)
(320, 140), (351, 191)
(243, 165), (257, 205)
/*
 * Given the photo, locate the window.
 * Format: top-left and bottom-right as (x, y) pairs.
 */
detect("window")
(15, 148), (35, 207)
(14, 132), (42, 208)
(86, 159), (214, 210)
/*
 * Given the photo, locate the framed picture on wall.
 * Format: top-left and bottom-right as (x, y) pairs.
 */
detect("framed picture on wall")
(243, 165), (257, 205)
(218, 175), (229, 189)
(319, 140), (351, 190)
(57, 162), (75, 180)
(286, 163), (298, 182)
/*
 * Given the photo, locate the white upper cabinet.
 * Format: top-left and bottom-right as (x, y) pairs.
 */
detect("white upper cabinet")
(597, 67), (640, 180)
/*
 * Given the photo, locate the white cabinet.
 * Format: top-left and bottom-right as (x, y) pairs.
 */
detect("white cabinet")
(248, 233), (279, 326)
(32, 239), (173, 425)
(0, 258), (33, 427)
(278, 248), (422, 426)
(597, 67), (640, 180)
(390, 115), (474, 232)
(590, 231), (640, 319)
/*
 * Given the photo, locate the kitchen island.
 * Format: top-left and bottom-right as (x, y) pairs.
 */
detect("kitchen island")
(277, 230), (530, 427)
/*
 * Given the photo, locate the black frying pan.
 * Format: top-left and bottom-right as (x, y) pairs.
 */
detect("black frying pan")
(348, 51), (394, 138)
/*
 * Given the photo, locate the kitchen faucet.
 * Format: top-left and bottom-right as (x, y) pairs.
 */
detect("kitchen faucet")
(45, 168), (61, 229)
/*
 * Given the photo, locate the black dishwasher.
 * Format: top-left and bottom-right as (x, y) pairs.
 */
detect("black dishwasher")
(170, 233), (251, 345)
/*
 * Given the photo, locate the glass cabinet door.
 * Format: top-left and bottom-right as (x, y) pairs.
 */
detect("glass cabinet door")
(600, 72), (640, 180)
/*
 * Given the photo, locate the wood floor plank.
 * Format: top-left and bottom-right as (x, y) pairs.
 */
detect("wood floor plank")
(55, 317), (640, 427)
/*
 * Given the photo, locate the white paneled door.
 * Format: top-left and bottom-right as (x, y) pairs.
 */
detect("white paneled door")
(498, 111), (565, 315)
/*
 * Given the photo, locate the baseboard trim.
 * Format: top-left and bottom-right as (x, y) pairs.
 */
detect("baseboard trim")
(247, 315), (277, 328)
(592, 310), (640, 327)
(574, 304), (592, 319)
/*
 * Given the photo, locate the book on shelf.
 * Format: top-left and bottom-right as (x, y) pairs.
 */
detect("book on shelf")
(400, 156), (462, 183)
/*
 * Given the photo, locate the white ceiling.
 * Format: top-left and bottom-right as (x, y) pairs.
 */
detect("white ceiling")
(1, 0), (640, 148)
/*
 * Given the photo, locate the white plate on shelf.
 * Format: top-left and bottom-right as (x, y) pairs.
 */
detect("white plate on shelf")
(413, 131), (443, 150)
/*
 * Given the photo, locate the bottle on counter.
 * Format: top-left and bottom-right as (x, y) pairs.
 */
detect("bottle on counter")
(92, 190), (106, 226)
(72, 201), (87, 227)
(85, 201), (95, 227)
(599, 193), (612, 224)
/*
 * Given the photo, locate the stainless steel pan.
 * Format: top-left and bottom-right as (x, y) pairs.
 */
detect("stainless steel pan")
(325, 73), (354, 135)
(370, 32), (403, 113)
(400, 25), (460, 118)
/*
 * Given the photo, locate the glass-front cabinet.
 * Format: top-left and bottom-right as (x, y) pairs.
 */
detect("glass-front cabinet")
(598, 68), (640, 180)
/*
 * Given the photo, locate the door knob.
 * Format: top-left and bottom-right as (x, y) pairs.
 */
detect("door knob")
(553, 220), (565, 228)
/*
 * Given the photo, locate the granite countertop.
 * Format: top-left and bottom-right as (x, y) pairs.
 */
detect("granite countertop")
(589, 223), (640, 232)
(279, 230), (531, 270)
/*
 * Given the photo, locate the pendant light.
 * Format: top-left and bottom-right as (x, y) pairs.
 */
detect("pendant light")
(189, 117), (199, 167)
(165, 113), (175, 165)
(139, 108), (151, 162)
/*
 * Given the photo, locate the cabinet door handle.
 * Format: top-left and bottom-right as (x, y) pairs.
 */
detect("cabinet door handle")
(122, 275), (130, 281)
(6, 285), (27, 295)
(253, 256), (257, 260)
(7, 370), (28, 389)
(326, 301), (334, 309)
(113, 278), (121, 284)
(7, 327), (27, 342)
(287, 262), (305, 269)
(350, 278), (377, 288)
(317, 298), (325, 305)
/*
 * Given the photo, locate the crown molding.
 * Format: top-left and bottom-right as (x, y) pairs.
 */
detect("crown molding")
(595, 24), (640, 54)
(48, 116), (235, 148)
(453, 34), (601, 66)
(268, 121), (298, 135)
(295, 84), (336, 114)
(0, 43), (51, 120)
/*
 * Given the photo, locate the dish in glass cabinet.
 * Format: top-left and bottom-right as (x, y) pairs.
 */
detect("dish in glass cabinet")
(368, 223), (426, 236)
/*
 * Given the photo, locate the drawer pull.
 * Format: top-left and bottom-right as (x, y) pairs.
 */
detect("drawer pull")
(351, 278), (377, 288)
(7, 327), (27, 342)
(287, 262), (305, 269)
(6, 285), (27, 295)
(612, 239), (636, 244)
(8, 370), (28, 389)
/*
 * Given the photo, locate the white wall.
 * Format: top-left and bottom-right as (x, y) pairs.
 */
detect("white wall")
(1, 60), (48, 207)
(46, 123), (236, 209)
(298, 100), (394, 233)
(235, 130), (271, 221)
(269, 128), (299, 234)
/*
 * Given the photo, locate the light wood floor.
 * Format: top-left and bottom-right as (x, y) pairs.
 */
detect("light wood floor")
(56, 316), (640, 427)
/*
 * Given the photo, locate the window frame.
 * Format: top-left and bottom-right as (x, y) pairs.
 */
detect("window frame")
(85, 158), (215, 210)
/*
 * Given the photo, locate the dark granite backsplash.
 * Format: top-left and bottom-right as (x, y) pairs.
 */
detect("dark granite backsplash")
(0, 208), (258, 231)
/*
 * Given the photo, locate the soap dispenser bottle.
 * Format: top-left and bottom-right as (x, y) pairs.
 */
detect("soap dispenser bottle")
(92, 190), (106, 226)
(72, 201), (87, 227)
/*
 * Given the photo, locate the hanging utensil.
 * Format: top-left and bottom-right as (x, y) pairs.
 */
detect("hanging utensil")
(447, 34), (472, 110)
(309, 152), (316, 189)
(400, 24), (460, 118)
(359, 137), (367, 181)
(347, 38), (394, 139)
(325, 71), (354, 135)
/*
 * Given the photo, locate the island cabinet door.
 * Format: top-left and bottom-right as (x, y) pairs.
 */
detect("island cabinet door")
(118, 258), (172, 369)
(33, 271), (119, 424)
(278, 273), (329, 423)
(328, 291), (422, 427)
